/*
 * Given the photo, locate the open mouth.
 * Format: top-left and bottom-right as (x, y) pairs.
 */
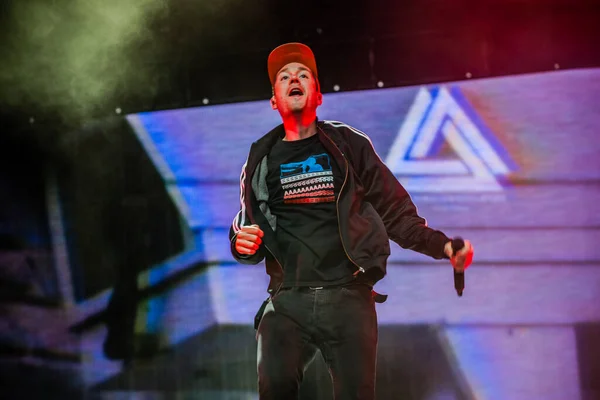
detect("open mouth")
(288, 88), (304, 97)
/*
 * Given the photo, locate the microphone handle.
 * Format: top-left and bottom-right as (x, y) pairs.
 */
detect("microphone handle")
(451, 238), (465, 297)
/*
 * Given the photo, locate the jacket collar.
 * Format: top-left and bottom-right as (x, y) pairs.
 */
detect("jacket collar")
(246, 117), (344, 176)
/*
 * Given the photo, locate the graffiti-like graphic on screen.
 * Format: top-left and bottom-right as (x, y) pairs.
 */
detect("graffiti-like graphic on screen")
(385, 86), (517, 193)
(280, 153), (335, 204)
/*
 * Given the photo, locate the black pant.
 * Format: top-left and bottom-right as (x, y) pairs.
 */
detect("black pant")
(256, 284), (378, 400)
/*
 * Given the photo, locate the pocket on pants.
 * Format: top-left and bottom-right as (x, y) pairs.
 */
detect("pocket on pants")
(341, 284), (374, 304)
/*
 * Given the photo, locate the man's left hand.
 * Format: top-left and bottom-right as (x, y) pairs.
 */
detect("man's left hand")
(444, 239), (474, 273)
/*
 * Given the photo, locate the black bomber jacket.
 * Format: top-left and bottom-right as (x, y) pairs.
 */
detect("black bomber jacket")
(229, 119), (451, 297)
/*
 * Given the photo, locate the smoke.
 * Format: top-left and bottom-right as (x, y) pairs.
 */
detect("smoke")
(0, 0), (166, 122)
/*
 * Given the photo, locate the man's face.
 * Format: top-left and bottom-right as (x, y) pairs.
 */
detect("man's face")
(271, 62), (322, 116)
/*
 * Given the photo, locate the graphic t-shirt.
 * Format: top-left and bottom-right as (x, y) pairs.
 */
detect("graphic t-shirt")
(267, 134), (356, 287)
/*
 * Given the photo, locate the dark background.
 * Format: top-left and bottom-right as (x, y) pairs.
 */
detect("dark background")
(1, 0), (599, 138)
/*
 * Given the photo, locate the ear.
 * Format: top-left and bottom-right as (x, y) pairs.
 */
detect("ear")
(316, 92), (323, 106)
(270, 96), (278, 110)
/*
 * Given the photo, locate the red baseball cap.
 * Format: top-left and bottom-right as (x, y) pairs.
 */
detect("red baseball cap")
(267, 42), (320, 89)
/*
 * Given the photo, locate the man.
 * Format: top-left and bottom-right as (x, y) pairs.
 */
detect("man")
(229, 42), (474, 400)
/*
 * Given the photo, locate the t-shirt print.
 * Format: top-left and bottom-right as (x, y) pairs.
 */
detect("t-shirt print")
(280, 153), (336, 204)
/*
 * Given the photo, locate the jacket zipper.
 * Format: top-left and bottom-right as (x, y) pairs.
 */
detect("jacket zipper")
(321, 130), (365, 275)
(245, 152), (286, 296)
(263, 243), (285, 295)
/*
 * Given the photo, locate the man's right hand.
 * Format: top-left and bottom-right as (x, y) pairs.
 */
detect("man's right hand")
(235, 224), (264, 255)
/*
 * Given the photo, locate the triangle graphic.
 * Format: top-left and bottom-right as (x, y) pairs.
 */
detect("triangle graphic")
(384, 86), (516, 193)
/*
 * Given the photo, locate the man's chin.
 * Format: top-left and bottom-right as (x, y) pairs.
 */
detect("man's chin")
(288, 97), (305, 107)
(285, 103), (307, 115)
(277, 102), (318, 118)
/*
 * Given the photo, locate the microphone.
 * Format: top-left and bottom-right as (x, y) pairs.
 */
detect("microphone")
(451, 238), (465, 297)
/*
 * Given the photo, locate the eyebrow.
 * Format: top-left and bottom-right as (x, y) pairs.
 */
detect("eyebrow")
(278, 66), (311, 76)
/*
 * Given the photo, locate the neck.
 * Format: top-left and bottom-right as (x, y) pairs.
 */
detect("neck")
(281, 112), (317, 141)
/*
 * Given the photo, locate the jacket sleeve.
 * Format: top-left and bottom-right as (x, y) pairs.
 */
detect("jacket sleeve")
(349, 129), (450, 260)
(229, 161), (265, 265)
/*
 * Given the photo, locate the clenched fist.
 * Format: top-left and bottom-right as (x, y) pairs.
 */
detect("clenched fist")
(235, 224), (264, 255)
